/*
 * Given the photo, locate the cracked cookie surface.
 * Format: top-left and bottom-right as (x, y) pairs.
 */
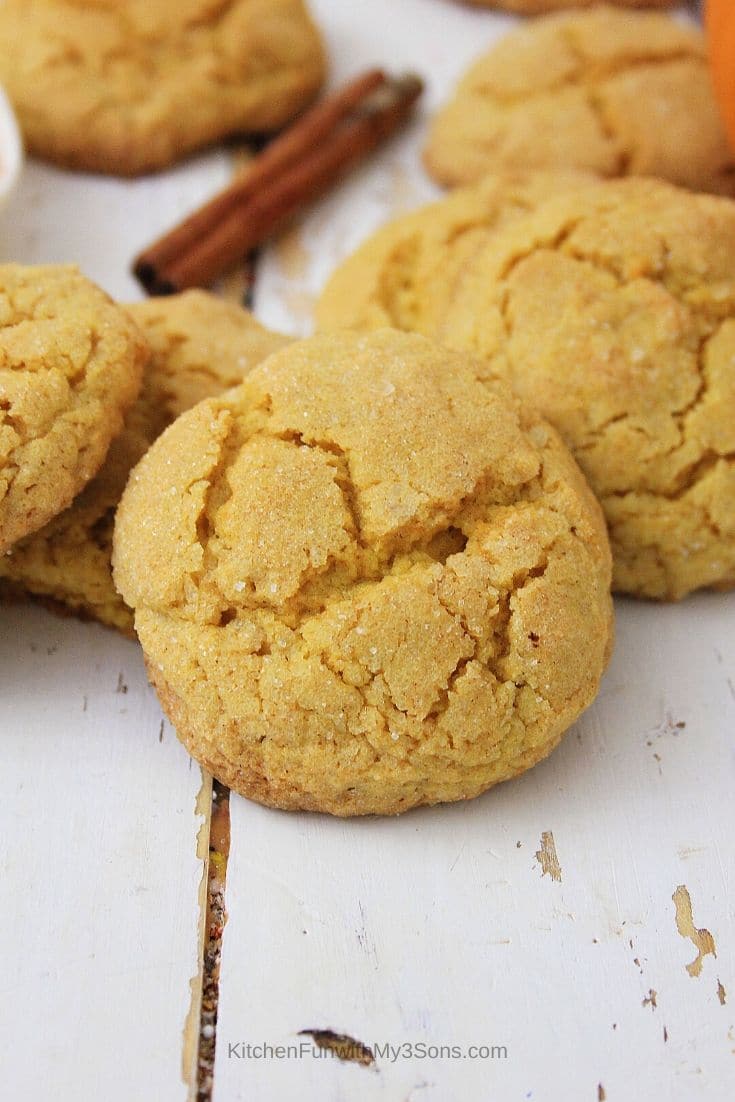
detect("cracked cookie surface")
(0, 290), (289, 633)
(0, 0), (325, 176)
(0, 264), (146, 555)
(424, 7), (734, 194)
(316, 170), (596, 335)
(113, 329), (613, 816)
(437, 178), (735, 600)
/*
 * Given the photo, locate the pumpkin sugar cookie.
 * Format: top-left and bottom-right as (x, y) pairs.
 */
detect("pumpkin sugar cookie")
(0, 0), (326, 176)
(113, 330), (613, 816)
(437, 178), (735, 601)
(0, 291), (289, 633)
(425, 7), (734, 195)
(316, 169), (596, 335)
(0, 264), (146, 555)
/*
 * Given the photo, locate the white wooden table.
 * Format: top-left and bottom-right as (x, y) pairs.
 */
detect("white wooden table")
(1, 3), (732, 1100)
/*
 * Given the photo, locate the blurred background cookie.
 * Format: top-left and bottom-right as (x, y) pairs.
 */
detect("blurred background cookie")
(0, 264), (145, 554)
(425, 7), (734, 194)
(0, 291), (289, 633)
(0, 0), (326, 176)
(113, 329), (613, 816)
(436, 178), (735, 600)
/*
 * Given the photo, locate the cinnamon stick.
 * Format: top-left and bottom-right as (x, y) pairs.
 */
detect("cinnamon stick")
(133, 70), (424, 295)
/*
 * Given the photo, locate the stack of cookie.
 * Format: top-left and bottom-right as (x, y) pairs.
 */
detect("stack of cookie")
(1, 2), (733, 820)
(302, 8), (732, 807)
(0, 264), (615, 817)
(319, 7), (735, 605)
(318, 174), (735, 603)
(0, 276), (290, 632)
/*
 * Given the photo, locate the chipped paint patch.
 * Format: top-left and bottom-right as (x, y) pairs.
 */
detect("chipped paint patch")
(717, 979), (727, 1005)
(672, 885), (717, 978)
(298, 1029), (375, 1067)
(677, 846), (706, 861)
(182, 770), (213, 1093)
(598, 1085), (606, 1101)
(649, 711), (686, 739)
(535, 831), (562, 882)
(642, 988), (657, 1010)
(197, 781), (231, 1100)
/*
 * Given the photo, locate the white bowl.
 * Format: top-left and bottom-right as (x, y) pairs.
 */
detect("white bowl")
(0, 86), (22, 209)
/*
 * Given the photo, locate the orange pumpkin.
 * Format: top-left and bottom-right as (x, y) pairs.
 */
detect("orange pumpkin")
(706, 0), (735, 151)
